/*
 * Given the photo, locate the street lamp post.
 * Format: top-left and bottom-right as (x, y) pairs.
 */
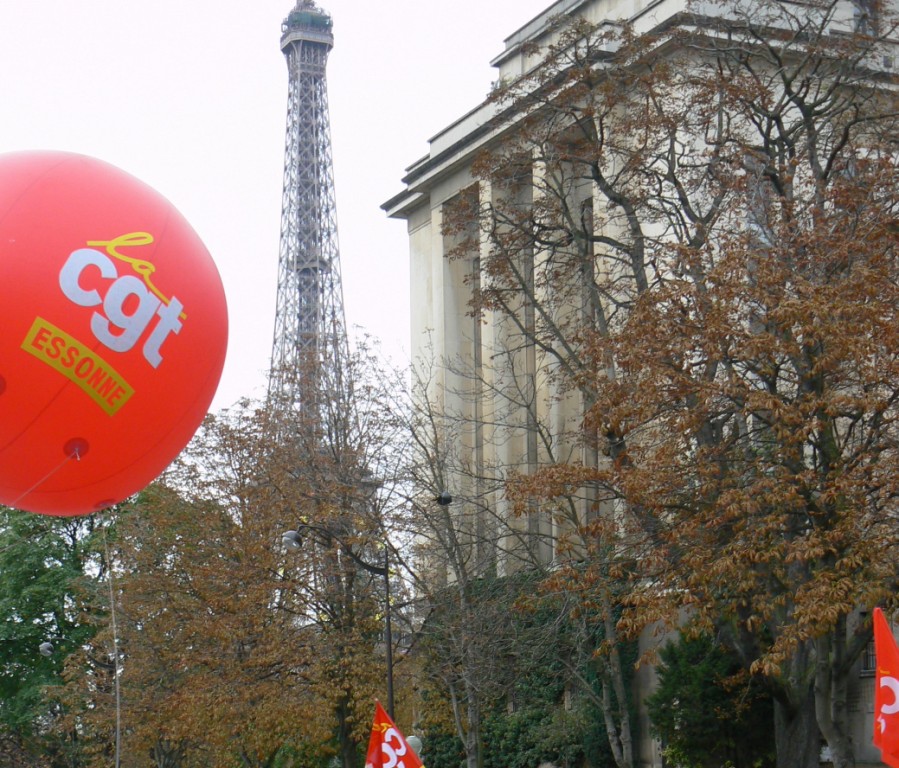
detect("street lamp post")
(383, 547), (395, 721)
(282, 525), (396, 719)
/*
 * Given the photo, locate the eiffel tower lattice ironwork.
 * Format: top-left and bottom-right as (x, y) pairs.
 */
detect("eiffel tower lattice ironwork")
(269, 0), (348, 414)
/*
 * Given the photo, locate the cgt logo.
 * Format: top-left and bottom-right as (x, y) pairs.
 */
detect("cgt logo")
(879, 674), (899, 733)
(58, 232), (185, 368)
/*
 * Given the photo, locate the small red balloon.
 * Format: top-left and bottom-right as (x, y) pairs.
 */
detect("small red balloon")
(0, 151), (228, 516)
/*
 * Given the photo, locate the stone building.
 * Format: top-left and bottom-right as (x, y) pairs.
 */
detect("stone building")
(384, 1), (899, 765)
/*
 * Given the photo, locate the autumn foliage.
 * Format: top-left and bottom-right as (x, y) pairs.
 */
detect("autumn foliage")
(439, 1), (899, 766)
(52, 371), (402, 768)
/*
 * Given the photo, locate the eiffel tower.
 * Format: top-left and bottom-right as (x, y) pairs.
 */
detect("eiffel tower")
(269, 0), (348, 415)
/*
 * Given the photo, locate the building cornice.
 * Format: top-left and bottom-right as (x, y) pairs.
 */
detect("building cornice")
(383, 0), (897, 219)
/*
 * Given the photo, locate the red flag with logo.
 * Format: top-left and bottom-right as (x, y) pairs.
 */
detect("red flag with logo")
(874, 608), (899, 768)
(364, 701), (424, 768)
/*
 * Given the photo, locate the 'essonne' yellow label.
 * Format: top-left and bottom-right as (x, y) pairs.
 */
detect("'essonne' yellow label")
(22, 317), (135, 416)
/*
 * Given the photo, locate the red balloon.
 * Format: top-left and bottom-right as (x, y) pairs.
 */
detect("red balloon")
(0, 151), (228, 516)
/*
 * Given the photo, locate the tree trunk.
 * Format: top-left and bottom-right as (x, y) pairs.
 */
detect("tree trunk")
(815, 626), (856, 768)
(601, 596), (633, 768)
(774, 690), (819, 768)
(150, 738), (185, 768)
(447, 679), (483, 768)
(464, 681), (483, 768)
(336, 696), (358, 768)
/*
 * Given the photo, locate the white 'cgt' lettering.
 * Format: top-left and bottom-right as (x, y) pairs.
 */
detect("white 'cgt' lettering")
(59, 248), (183, 368)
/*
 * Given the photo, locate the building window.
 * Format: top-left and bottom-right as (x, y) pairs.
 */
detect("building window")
(861, 638), (876, 677)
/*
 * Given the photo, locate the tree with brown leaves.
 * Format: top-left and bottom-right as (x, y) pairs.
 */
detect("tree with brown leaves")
(58, 344), (409, 768)
(439, 1), (899, 766)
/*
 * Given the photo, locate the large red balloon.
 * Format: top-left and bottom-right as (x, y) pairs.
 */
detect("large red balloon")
(0, 151), (228, 516)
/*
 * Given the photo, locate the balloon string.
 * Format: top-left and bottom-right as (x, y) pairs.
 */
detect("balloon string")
(102, 525), (122, 768)
(9, 452), (77, 509)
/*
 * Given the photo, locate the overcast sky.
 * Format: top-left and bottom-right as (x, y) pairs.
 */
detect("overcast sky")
(0, 0), (553, 411)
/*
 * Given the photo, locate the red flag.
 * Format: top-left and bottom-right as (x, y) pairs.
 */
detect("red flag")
(364, 701), (424, 768)
(874, 608), (899, 768)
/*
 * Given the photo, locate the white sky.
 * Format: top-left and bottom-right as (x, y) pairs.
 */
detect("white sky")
(0, 1), (552, 411)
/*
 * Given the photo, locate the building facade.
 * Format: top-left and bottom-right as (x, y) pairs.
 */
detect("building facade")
(385, 1), (898, 766)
